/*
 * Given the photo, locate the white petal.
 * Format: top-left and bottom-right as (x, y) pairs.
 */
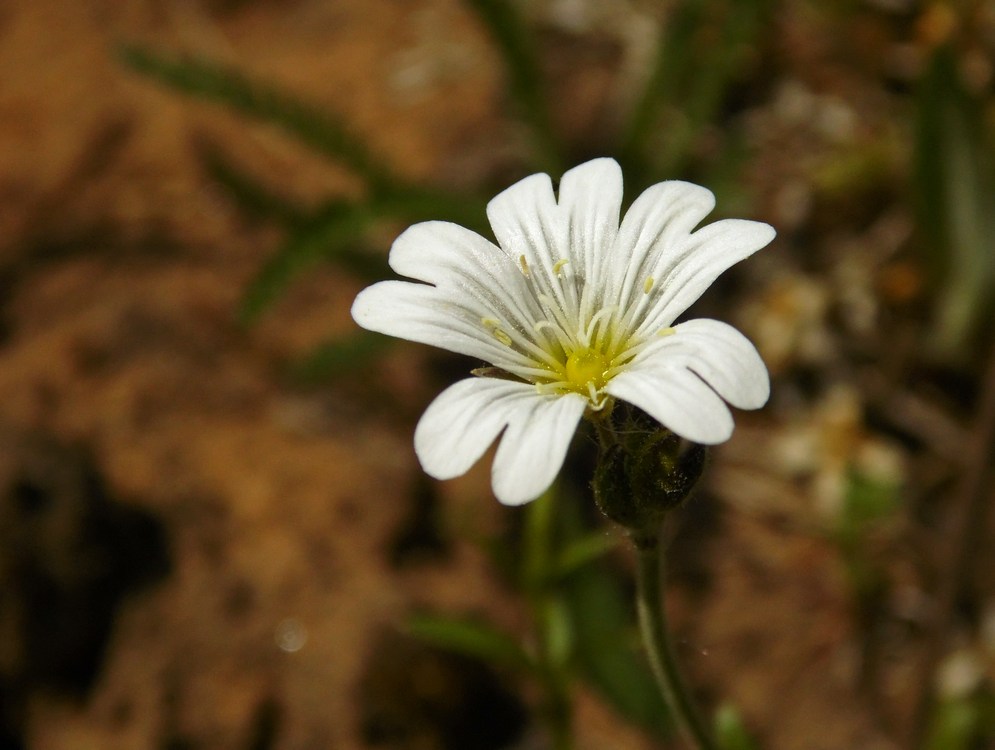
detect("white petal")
(609, 181), (717, 312)
(556, 158), (623, 315)
(606, 367), (734, 444)
(415, 378), (527, 480)
(486, 172), (563, 266)
(414, 378), (586, 506)
(634, 319), (770, 410)
(486, 172), (580, 325)
(387, 221), (542, 333)
(637, 219), (776, 333)
(491, 390), (587, 506)
(352, 280), (523, 367)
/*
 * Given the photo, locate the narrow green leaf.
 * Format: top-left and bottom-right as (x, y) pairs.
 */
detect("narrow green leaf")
(555, 497), (671, 737)
(552, 531), (620, 579)
(564, 560), (672, 737)
(117, 43), (397, 191)
(620, 0), (704, 163)
(714, 704), (760, 750)
(543, 597), (574, 670)
(238, 203), (383, 324)
(925, 697), (981, 750)
(621, 0), (771, 180)
(915, 46), (995, 356)
(288, 332), (392, 384)
(462, 0), (562, 173)
(837, 467), (901, 547)
(196, 138), (306, 226)
(407, 613), (537, 673)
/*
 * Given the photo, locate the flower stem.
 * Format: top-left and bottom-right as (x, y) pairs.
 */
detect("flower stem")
(632, 530), (717, 750)
(524, 489), (574, 750)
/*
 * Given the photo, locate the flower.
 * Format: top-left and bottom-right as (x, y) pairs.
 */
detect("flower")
(352, 158), (774, 506)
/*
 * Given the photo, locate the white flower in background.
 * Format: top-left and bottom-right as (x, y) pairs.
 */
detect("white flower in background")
(352, 158), (774, 505)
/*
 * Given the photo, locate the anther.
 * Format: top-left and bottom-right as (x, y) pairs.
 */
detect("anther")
(643, 276), (655, 294)
(552, 259), (569, 276)
(481, 317), (501, 328)
(658, 327), (676, 337)
(493, 328), (513, 346)
(519, 254), (530, 276)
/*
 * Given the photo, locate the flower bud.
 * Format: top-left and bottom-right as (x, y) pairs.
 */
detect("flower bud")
(592, 428), (707, 534)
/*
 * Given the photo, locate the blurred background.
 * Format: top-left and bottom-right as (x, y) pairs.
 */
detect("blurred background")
(1, 1), (994, 748)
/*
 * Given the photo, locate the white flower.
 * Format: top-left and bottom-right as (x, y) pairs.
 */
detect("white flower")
(352, 158), (774, 506)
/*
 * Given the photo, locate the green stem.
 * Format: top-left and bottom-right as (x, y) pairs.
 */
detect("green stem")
(524, 489), (574, 750)
(633, 531), (717, 750)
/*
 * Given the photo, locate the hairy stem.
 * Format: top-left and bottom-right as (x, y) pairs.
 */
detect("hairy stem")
(633, 531), (717, 750)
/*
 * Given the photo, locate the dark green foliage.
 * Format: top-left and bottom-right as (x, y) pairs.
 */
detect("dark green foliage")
(197, 138), (307, 226)
(288, 332), (391, 384)
(620, 0), (773, 187)
(407, 614), (538, 674)
(556, 495), (673, 738)
(463, 0), (563, 173)
(914, 45), (995, 356)
(714, 704), (761, 750)
(118, 44), (397, 191)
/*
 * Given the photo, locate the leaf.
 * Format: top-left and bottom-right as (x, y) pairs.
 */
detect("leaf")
(915, 46), (995, 357)
(552, 531), (620, 579)
(196, 137), (306, 226)
(543, 597), (574, 670)
(554, 497), (671, 738)
(564, 560), (672, 738)
(288, 332), (392, 384)
(620, 0), (705, 166)
(714, 704), (760, 750)
(117, 44), (397, 191)
(621, 0), (772, 181)
(462, 0), (562, 172)
(837, 467), (901, 549)
(237, 203), (386, 324)
(407, 613), (537, 674)
(925, 697), (982, 750)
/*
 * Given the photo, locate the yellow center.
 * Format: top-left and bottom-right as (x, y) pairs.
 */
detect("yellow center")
(564, 349), (611, 392)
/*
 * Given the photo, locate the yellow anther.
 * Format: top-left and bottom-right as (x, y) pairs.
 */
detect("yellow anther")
(481, 317), (501, 328)
(534, 320), (556, 334)
(493, 328), (513, 346)
(519, 254), (530, 276)
(658, 327), (676, 337)
(552, 259), (569, 276)
(643, 276), (655, 294)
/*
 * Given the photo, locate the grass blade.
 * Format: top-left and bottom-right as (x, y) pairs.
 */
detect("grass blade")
(288, 332), (392, 384)
(463, 0), (563, 173)
(915, 46), (995, 356)
(118, 43), (398, 191)
(407, 613), (537, 674)
(196, 137), (307, 226)
(238, 203), (384, 324)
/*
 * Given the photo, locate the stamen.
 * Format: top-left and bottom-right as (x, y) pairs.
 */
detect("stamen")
(658, 327), (676, 337)
(492, 328), (513, 346)
(585, 305), (618, 348)
(536, 293), (577, 346)
(552, 259), (569, 276)
(586, 382), (599, 404)
(532, 318), (572, 351)
(481, 317), (501, 329)
(643, 276), (655, 294)
(519, 254), (530, 277)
